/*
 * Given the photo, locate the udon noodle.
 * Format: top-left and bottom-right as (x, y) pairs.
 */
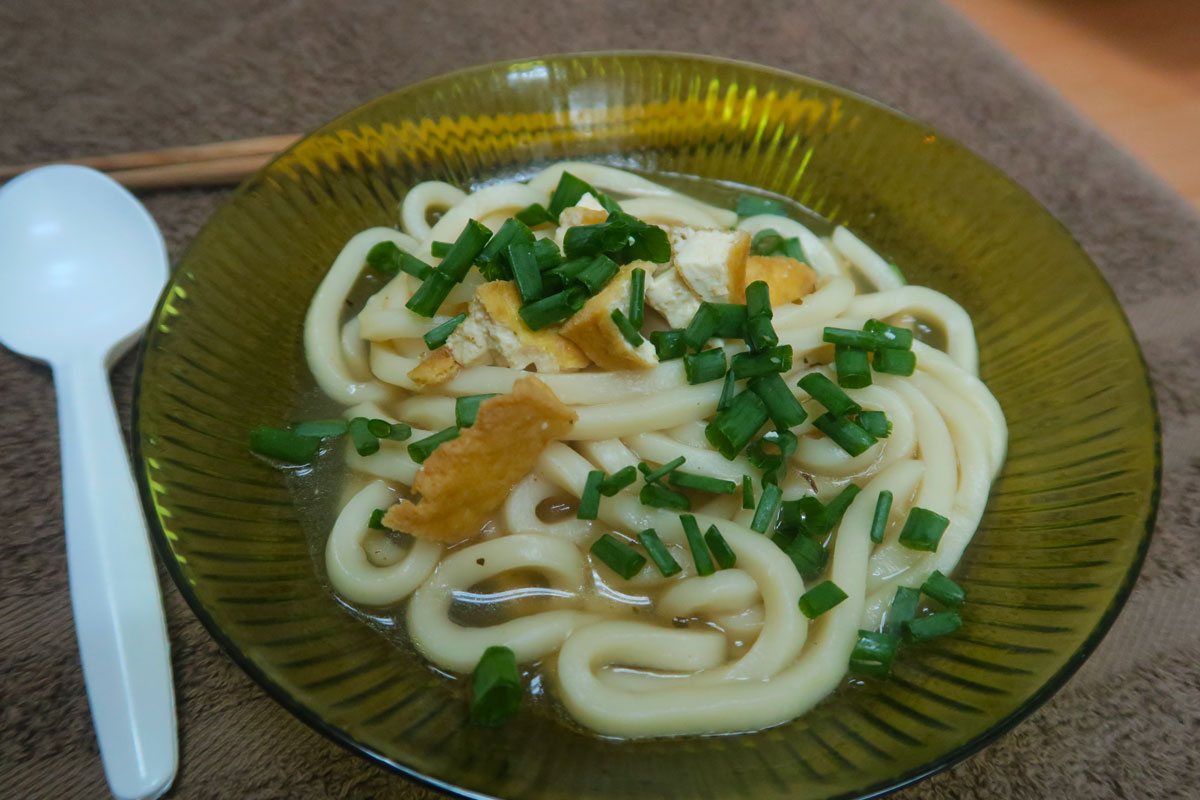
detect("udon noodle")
(301, 162), (1006, 738)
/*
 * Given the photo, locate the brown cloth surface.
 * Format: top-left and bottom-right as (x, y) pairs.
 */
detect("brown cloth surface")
(2, 1), (1197, 798)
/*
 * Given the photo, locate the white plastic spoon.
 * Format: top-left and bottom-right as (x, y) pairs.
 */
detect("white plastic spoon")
(0, 166), (176, 799)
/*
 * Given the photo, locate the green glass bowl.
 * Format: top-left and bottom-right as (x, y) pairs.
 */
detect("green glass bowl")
(134, 52), (1160, 800)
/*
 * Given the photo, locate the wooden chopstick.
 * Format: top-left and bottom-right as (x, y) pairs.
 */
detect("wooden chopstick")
(0, 133), (302, 190)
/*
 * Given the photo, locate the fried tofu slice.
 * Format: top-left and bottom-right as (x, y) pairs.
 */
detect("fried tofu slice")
(382, 377), (577, 541)
(560, 262), (658, 370)
(644, 265), (702, 329)
(554, 197), (609, 250)
(407, 346), (459, 387)
(743, 254), (818, 305)
(445, 281), (589, 373)
(669, 227), (750, 303)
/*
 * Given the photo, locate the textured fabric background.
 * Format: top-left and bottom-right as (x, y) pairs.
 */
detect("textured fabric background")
(1, 1), (1197, 798)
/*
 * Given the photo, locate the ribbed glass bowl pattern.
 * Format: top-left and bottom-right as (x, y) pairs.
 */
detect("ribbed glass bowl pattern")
(134, 53), (1160, 800)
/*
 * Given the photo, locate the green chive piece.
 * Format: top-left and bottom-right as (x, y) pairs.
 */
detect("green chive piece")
(515, 202), (553, 228)
(780, 495), (825, 536)
(798, 580), (848, 619)
(681, 515), (715, 576)
(577, 470), (605, 520)
(897, 507), (950, 552)
(874, 348), (917, 376)
(405, 271), (457, 317)
(705, 391), (770, 459)
(745, 280), (773, 319)
(886, 586), (922, 635)
(590, 533), (647, 579)
(291, 419), (349, 438)
(834, 344), (872, 388)
(742, 475), (755, 509)
(368, 508), (387, 530)
(717, 368), (738, 411)
(849, 631), (900, 678)
(683, 349), (727, 384)
(366, 241), (432, 280)
(921, 570), (965, 609)
(781, 533), (826, 580)
(454, 394), (497, 428)
(797, 372), (861, 416)
(863, 319), (913, 349)
(366, 418), (393, 438)
(628, 268), (646, 328)
(532, 237), (564, 270)
(563, 219), (631, 259)
(707, 302), (749, 338)
(731, 345), (793, 379)
(746, 429), (798, 473)
(575, 254), (619, 295)
(735, 194), (788, 218)
(470, 646), (522, 725)
(822, 484), (862, 532)
(507, 241), (544, 303)
(437, 219), (493, 283)
(857, 410), (892, 438)
(639, 456), (686, 484)
(250, 425), (320, 463)
(386, 422), (412, 441)
(782, 237), (806, 262)
(650, 329), (687, 361)
(518, 288), (585, 330)
(749, 373), (807, 429)
(750, 227), (784, 256)
(348, 417), (380, 457)
(598, 465), (638, 496)
(704, 525), (737, 569)
(870, 490), (893, 543)
(812, 412), (877, 457)
(745, 314), (779, 352)
(616, 216), (671, 263)
(683, 302), (720, 351)
(823, 327), (883, 350)
(407, 426), (459, 464)
(548, 172), (596, 218)
(611, 308), (644, 348)
(423, 312), (466, 350)
(594, 191), (623, 215)
(751, 482), (782, 533)
(639, 482), (691, 510)
(668, 471), (738, 495)
(638, 529), (681, 577)
(903, 612), (963, 643)
(430, 241), (453, 258)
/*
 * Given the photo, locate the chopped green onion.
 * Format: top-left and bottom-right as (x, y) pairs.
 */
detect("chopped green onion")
(744, 314), (779, 352)
(731, 345), (793, 379)
(834, 344), (872, 388)
(668, 471), (738, 495)
(366, 418), (393, 438)
(746, 429), (798, 471)
(681, 515), (715, 576)
(405, 271), (457, 317)
(849, 631), (900, 678)
(385, 423), (412, 441)
(590, 534), (647, 579)
(366, 241), (432, 280)
(563, 219), (631, 259)
(598, 465), (638, 496)
(611, 309), (644, 348)
(515, 202), (553, 228)
(518, 288), (584, 330)
(547, 171), (596, 218)
(650, 329), (687, 361)
(683, 302), (719, 351)
(704, 525), (737, 569)
(903, 612), (963, 643)
(532, 237), (564, 270)
(423, 313), (466, 350)
(430, 241), (453, 258)
(798, 580), (848, 619)
(407, 426), (459, 463)
(874, 348), (917, 376)
(750, 228), (784, 256)
(577, 470), (604, 520)
(813, 412), (877, 457)
(751, 482), (782, 533)
(717, 368), (738, 411)
(707, 302), (748, 338)
(897, 507), (950, 552)
(470, 646), (522, 725)
(870, 490), (893, 544)
(368, 508), (387, 530)
(822, 484), (862, 532)
(863, 319), (913, 349)
(745, 280), (772, 319)
(921, 570), (965, 609)
(823, 326), (883, 350)
(250, 424), (320, 463)
(749, 373), (807, 429)
(857, 410), (891, 438)
(348, 417), (380, 457)
(455, 394), (497, 428)
(437, 219), (493, 283)
(797, 372), (861, 416)
(291, 419), (348, 438)
(886, 585), (922, 635)
(683, 349), (727, 384)
(779, 495), (821, 533)
(507, 242), (543, 303)
(742, 475), (755, 509)
(639, 456), (686, 483)
(595, 191), (623, 215)
(735, 194), (788, 218)
(639, 482), (691, 511)
(781, 533), (826, 580)
(575, 254), (619, 295)
(628, 268), (646, 328)
(638, 529), (681, 577)
(706, 391), (770, 459)
(782, 237), (805, 262)
(616, 217), (671, 264)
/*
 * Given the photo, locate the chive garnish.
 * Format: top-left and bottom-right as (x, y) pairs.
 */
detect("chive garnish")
(386, 422), (412, 441)
(470, 645), (522, 725)
(611, 309), (644, 348)
(598, 465), (638, 496)
(368, 508), (387, 530)
(250, 425), (320, 463)
(291, 419), (348, 438)
(639, 456), (686, 484)
(650, 329), (687, 361)
(639, 482), (691, 510)
(547, 171), (596, 218)
(797, 372), (861, 417)
(515, 202), (553, 228)
(532, 237), (564, 270)
(745, 280), (772, 319)
(863, 319), (913, 349)
(849, 631), (900, 678)
(407, 426), (459, 464)
(822, 484), (861, 532)
(683, 349), (727, 384)
(705, 390), (770, 460)
(873, 348), (917, 376)
(870, 490), (893, 544)
(781, 533), (826, 580)
(423, 312), (466, 350)
(638, 529), (682, 577)
(798, 580), (848, 619)
(348, 416), (380, 457)
(628, 267), (646, 328)
(822, 327), (883, 350)
(886, 586), (922, 635)
(430, 241), (453, 257)
(508, 241), (544, 303)
(742, 475), (755, 509)
(750, 228), (784, 256)
(454, 394), (497, 428)
(366, 241), (432, 280)
(366, 418), (393, 438)
(518, 287), (586, 330)
(897, 507), (950, 552)
(405, 271), (457, 317)
(435, 219), (493, 283)
(704, 525), (737, 569)
(577, 470), (605, 520)
(668, 471), (738, 495)
(717, 368), (738, 411)
(750, 482), (782, 533)
(683, 302), (719, 351)
(574, 254), (619, 295)
(782, 237), (805, 262)
(707, 302), (749, 338)
(834, 344), (872, 388)
(730, 345), (793, 379)
(903, 612), (963, 643)
(563, 219), (630, 259)
(590, 533), (647, 579)
(812, 412), (877, 456)
(857, 410), (891, 438)
(681, 515), (715, 576)
(921, 570), (965, 608)
(735, 194), (788, 218)
(749, 373), (807, 429)
(745, 314), (779, 352)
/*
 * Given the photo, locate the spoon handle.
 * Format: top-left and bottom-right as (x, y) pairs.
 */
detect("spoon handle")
(54, 357), (177, 800)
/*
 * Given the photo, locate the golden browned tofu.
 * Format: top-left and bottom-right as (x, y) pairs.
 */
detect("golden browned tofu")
(407, 346), (460, 386)
(382, 377), (577, 541)
(743, 254), (818, 305)
(669, 227), (750, 303)
(560, 262), (658, 371)
(446, 281), (589, 373)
